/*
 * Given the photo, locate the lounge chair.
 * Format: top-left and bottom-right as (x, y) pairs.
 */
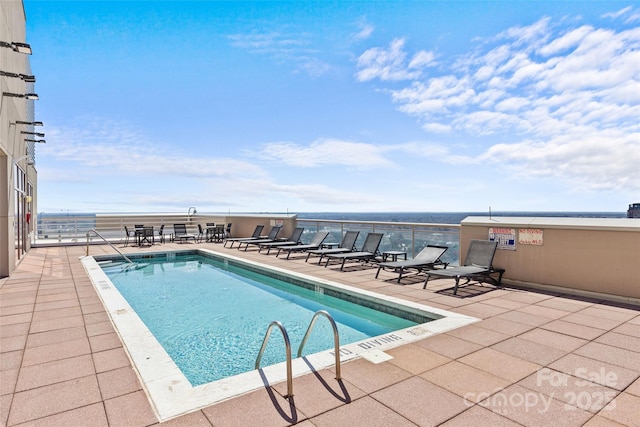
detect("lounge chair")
(422, 239), (505, 295)
(224, 225), (264, 248)
(324, 232), (384, 271)
(173, 223), (196, 244)
(276, 231), (330, 259)
(375, 245), (448, 283)
(237, 225), (282, 251)
(257, 227), (305, 254)
(305, 231), (360, 264)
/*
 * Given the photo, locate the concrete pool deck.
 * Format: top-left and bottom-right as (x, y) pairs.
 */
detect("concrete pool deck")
(1, 242), (639, 426)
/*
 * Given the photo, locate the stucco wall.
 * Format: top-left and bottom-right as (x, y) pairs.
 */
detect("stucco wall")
(460, 217), (640, 302)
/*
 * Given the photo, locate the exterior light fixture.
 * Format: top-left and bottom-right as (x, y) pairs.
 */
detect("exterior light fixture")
(24, 138), (46, 144)
(15, 121), (43, 126)
(3, 92), (39, 100)
(21, 131), (45, 137)
(0, 41), (32, 54)
(187, 207), (197, 219)
(0, 70), (36, 82)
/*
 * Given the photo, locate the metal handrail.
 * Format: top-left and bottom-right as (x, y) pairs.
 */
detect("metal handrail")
(85, 229), (134, 265)
(297, 310), (341, 380)
(255, 321), (294, 398)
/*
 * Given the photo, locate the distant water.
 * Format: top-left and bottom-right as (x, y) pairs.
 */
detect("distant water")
(296, 212), (626, 224)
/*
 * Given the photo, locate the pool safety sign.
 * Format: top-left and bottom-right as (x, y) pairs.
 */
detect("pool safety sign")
(489, 228), (516, 250)
(518, 228), (543, 245)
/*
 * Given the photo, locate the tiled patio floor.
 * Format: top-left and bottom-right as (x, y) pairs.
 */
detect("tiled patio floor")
(1, 243), (639, 426)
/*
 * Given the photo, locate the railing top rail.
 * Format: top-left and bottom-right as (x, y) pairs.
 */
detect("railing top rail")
(298, 218), (461, 228)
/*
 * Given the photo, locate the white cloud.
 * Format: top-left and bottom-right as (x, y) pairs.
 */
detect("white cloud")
(356, 14), (640, 193)
(259, 138), (394, 169)
(355, 38), (436, 82)
(353, 20), (374, 40)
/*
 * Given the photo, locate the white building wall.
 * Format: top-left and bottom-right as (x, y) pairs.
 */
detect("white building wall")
(1, 1), (35, 277)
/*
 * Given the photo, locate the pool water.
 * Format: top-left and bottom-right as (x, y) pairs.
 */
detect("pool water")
(102, 253), (423, 386)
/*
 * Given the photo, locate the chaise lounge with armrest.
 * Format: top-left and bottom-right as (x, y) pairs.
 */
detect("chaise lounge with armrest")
(237, 225), (282, 251)
(422, 239), (505, 295)
(375, 245), (449, 283)
(324, 232), (384, 271)
(276, 231), (330, 259)
(223, 225), (264, 248)
(305, 231), (360, 264)
(257, 227), (305, 254)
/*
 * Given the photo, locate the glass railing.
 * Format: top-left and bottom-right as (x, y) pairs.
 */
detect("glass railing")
(296, 219), (460, 266)
(33, 214), (461, 264)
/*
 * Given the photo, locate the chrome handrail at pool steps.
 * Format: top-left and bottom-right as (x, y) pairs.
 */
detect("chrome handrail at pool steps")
(255, 321), (294, 398)
(85, 229), (134, 267)
(255, 311), (343, 399)
(297, 310), (341, 381)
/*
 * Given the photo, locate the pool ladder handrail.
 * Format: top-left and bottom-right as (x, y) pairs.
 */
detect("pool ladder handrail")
(85, 229), (134, 266)
(297, 310), (341, 381)
(255, 311), (342, 399)
(255, 321), (294, 398)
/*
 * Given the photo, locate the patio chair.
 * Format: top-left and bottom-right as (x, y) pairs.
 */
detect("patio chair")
(123, 225), (136, 247)
(197, 224), (205, 243)
(257, 227), (305, 254)
(375, 245), (448, 283)
(224, 225), (264, 248)
(276, 231), (330, 259)
(173, 223), (196, 244)
(237, 225), (282, 251)
(157, 224), (165, 243)
(324, 232), (384, 271)
(224, 223), (232, 240)
(305, 231), (360, 264)
(422, 239), (505, 295)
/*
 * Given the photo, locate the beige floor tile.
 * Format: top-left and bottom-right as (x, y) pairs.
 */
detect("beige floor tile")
(574, 341), (640, 371)
(440, 405), (523, 426)
(386, 343), (451, 374)
(479, 384), (593, 427)
(0, 312), (33, 326)
(541, 319), (608, 340)
(474, 316), (536, 337)
(518, 328), (588, 353)
(97, 366), (142, 400)
(582, 414), (627, 426)
(491, 336), (567, 365)
(21, 337), (91, 367)
(414, 332), (483, 359)
(14, 402), (108, 427)
(578, 306), (638, 323)
(420, 360), (511, 403)
(0, 350), (23, 371)
(518, 368), (619, 413)
(626, 377), (640, 397)
(612, 322), (640, 338)
(158, 410), (213, 426)
(309, 395), (414, 427)
(562, 312), (625, 331)
(7, 376), (102, 425)
(534, 297), (593, 313)
(496, 309), (553, 327)
(89, 332), (123, 353)
(16, 354), (95, 392)
(93, 347), (131, 373)
(31, 306), (82, 322)
(104, 390), (158, 427)
(459, 348), (541, 383)
(0, 368), (18, 396)
(0, 334), (27, 353)
(271, 368), (366, 418)
(29, 315), (85, 334)
(598, 392), (640, 427)
(336, 358), (412, 394)
(445, 323), (511, 347)
(202, 386), (306, 427)
(0, 322), (30, 339)
(25, 326), (86, 348)
(372, 376), (469, 426)
(548, 354), (639, 392)
(595, 331), (640, 353)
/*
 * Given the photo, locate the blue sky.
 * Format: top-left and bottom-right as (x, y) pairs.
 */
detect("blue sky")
(25, 1), (639, 214)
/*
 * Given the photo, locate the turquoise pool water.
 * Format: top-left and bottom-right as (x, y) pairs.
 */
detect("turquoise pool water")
(101, 252), (429, 386)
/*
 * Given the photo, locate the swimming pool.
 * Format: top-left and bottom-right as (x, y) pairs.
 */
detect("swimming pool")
(82, 248), (478, 421)
(101, 252), (425, 385)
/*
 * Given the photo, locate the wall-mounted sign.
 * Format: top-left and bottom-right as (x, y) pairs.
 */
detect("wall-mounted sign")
(489, 227), (516, 250)
(519, 228), (543, 245)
